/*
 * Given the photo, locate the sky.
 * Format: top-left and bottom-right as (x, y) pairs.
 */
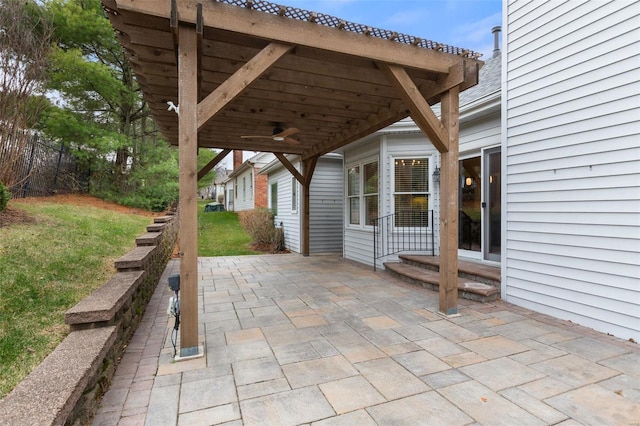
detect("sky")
(284, 0), (503, 59)
(221, 0), (502, 168)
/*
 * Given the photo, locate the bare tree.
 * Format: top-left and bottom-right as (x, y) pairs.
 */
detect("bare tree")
(0, 0), (53, 189)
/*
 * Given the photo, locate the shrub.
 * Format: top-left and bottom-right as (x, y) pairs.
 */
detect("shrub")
(0, 182), (10, 212)
(238, 208), (275, 246)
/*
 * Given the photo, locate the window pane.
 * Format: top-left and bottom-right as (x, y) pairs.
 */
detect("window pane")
(395, 159), (428, 192)
(364, 195), (378, 226)
(348, 166), (360, 196)
(394, 194), (429, 227)
(363, 161), (378, 195)
(349, 198), (360, 225)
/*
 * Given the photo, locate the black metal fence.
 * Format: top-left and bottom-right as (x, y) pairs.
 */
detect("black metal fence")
(1, 135), (86, 198)
(372, 210), (435, 271)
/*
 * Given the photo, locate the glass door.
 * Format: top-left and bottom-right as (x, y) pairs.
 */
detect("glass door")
(459, 157), (481, 253)
(484, 148), (501, 262)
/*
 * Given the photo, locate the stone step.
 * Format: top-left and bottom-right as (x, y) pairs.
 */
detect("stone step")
(383, 262), (499, 303)
(398, 254), (500, 288)
(136, 232), (162, 246)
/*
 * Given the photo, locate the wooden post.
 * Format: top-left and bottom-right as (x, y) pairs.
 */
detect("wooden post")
(301, 156), (318, 256)
(439, 87), (460, 315)
(178, 25), (199, 356)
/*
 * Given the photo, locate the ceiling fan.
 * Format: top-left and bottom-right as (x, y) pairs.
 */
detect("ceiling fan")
(241, 125), (300, 145)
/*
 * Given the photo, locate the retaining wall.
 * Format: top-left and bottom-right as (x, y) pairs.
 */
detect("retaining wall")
(0, 212), (179, 425)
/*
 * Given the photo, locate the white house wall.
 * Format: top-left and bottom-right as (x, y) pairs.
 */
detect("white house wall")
(267, 156), (343, 254)
(344, 138), (381, 266)
(309, 157), (344, 253)
(269, 166), (301, 253)
(233, 168), (254, 212)
(504, 0), (640, 340)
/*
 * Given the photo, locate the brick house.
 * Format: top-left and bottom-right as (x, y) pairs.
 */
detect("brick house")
(224, 151), (275, 212)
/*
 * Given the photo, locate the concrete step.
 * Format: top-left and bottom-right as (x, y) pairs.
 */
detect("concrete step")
(398, 255), (500, 288)
(383, 262), (499, 303)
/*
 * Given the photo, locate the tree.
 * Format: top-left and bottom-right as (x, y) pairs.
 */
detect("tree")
(39, 0), (179, 210)
(0, 0), (54, 189)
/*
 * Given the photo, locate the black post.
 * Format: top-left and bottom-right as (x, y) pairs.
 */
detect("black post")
(21, 136), (37, 198)
(51, 141), (65, 194)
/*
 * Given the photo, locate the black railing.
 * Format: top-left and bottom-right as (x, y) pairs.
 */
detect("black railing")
(372, 210), (434, 271)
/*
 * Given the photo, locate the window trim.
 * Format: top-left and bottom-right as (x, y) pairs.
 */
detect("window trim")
(391, 155), (432, 230)
(345, 156), (379, 229)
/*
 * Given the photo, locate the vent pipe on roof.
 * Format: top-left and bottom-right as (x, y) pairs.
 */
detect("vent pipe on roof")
(492, 26), (501, 58)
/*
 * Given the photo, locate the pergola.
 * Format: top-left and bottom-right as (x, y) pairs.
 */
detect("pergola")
(102, 0), (483, 357)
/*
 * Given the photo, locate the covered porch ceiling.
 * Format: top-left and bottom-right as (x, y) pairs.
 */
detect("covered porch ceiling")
(102, 0), (483, 159)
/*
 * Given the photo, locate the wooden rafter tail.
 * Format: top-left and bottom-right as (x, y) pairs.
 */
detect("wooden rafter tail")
(197, 148), (231, 181)
(246, 0), (254, 9)
(278, 6), (286, 16)
(309, 12), (317, 23)
(196, 3), (203, 102)
(170, 0), (179, 67)
(275, 153), (304, 184)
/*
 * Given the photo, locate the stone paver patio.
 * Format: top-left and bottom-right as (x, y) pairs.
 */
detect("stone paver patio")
(93, 254), (640, 425)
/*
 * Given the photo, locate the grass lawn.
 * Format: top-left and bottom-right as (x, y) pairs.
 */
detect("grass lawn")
(0, 199), (151, 398)
(197, 200), (261, 256)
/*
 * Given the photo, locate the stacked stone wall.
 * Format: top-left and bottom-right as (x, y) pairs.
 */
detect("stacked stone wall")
(0, 212), (179, 426)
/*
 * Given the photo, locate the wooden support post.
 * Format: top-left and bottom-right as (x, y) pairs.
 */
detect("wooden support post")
(178, 25), (200, 356)
(300, 156), (318, 257)
(439, 86), (460, 315)
(197, 148), (231, 181)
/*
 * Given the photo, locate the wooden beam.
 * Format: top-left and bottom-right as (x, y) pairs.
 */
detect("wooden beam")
(438, 86), (460, 316)
(301, 156), (318, 256)
(302, 104), (409, 161)
(177, 25), (200, 356)
(197, 148), (230, 181)
(378, 62), (449, 153)
(274, 153), (304, 184)
(114, 0), (460, 73)
(197, 42), (293, 130)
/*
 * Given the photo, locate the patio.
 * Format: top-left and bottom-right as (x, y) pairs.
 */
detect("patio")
(93, 254), (639, 425)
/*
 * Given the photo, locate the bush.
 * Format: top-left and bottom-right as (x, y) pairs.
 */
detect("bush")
(0, 182), (10, 212)
(238, 208), (275, 246)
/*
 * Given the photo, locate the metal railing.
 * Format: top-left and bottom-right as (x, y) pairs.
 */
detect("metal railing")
(372, 210), (434, 271)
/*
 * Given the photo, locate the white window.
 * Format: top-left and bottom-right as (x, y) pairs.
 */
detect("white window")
(291, 177), (297, 213)
(346, 159), (378, 227)
(393, 158), (430, 227)
(242, 176), (246, 201)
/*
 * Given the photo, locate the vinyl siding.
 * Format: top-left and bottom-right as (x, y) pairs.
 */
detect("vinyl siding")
(266, 156), (343, 254)
(269, 167), (301, 253)
(233, 168), (254, 212)
(309, 157), (344, 253)
(504, 0), (640, 340)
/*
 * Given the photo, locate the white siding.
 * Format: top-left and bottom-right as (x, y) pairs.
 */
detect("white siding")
(504, 0), (640, 341)
(344, 138), (381, 265)
(266, 155), (343, 254)
(233, 168), (254, 212)
(310, 157), (344, 253)
(269, 166), (301, 253)
(460, 111), (501, 154)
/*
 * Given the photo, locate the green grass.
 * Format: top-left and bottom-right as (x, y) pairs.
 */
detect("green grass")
(197, 200), (261, 256)
(0, 201), (151, 398)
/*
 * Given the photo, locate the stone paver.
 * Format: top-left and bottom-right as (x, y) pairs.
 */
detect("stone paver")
(97, 255), (640, 426)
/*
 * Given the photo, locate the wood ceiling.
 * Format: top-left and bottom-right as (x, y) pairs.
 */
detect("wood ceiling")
(102, 0), (483, 160)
